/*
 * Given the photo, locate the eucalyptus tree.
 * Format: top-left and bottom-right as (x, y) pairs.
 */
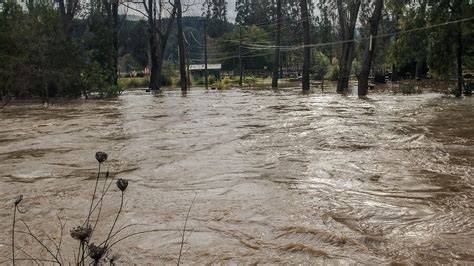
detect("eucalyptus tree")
(206, 0), (229, 38)
(122, 0), (176, 90)
(357, 0), (384, 97)
(335, 0), (361, 94)
(57, 0), (80, 37)
(174, 0), (187, 91)
(426, 0), (473, 96)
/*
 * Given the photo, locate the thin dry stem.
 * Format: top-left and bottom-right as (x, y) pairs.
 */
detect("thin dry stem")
(19, 221), (61, 264)
(177, 193), (197, 266)
(86, 163), (102, 226)
(12, 206), (16, 266)
(104, 191), (124, 247)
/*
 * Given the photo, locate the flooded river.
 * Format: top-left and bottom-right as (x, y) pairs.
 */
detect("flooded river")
(0, 87), (473, 264)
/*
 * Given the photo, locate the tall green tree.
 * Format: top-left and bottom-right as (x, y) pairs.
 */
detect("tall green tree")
(427, 0), (473, 96)
(0, 1), (91, 99)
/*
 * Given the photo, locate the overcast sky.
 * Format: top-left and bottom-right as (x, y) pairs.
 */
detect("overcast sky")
(184, 0), (237, 21)
(124, 0), (237, 22)
(124, 0), (318, 23)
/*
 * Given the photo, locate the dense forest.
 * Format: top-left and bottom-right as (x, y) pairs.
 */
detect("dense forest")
(0, 0), (473, 98)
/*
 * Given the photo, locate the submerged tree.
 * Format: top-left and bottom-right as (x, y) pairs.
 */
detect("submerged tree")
(123, 0), (176, 91)
(336, 0), (361, 94)
(174, 0), (187, 91)
(271, 0), (282, 89)
(358, 0), (384, 97)
(300, 0), (311, 92)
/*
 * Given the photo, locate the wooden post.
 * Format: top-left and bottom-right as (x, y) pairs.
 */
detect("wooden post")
(239, 25), (243, 86)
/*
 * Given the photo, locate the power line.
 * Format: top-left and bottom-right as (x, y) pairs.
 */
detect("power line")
(239, 16), (474, 51)
(186, 14), (474, 64)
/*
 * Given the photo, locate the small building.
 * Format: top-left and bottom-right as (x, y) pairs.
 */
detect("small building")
(189, 64), (221, 79)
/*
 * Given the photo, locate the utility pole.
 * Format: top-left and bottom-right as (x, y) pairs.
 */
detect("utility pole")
(239, 25), (243, 86)
(176, 0), (187, 91)
(186, 35), (191, 87)
(204, 15), (209, 90)
(279, 51), (283, 78)
(272, 0), (282, 89)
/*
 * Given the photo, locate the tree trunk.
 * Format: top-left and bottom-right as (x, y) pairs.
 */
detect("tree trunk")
(149, 32), (160, 90)
(271, 0), (282, 89)
(103, 0), (118, 86)
(415, 58), (424, 80)
(456, 23), (463, 96)
(57, 0), (78, 37)
(204, 15), (209, 90)
(300, 0), (310, 92)
(239, 26), (243, 86)
(175, 0), (187, 91)
(146, 0), (176, 91)
(111, 0), (119, 85)
(358, 0), (384, 97)
(336, 0), (347, 93)
(391, 64), (398, 82)
(342, 2), (360, 90)
(337, 0), (361, 93)
(415, 0), (427, 81)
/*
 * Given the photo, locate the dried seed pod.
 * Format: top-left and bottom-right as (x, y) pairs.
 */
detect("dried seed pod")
(116, 179), (128, 192)
(70, 225), (92, 242)
(88, 243), (107, 262)
(95, 152), (108, 163)
(14, 195), (23, 206)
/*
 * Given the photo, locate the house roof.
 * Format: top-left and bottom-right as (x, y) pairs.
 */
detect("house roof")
(189, 64), (221, 70)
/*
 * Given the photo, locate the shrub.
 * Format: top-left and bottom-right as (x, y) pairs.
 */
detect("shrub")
(311, 51), (330, 80)
(213, 78), (230, 90)
(464, 81), (473, 96)
(325, 63), (339, 81)
(399, 82), (422, 94)
(118, 77), (150, 89)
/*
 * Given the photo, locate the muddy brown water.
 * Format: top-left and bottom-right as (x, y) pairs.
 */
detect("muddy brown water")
(0, 86), (473, 264)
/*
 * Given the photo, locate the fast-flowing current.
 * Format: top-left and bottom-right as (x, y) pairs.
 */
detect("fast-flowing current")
(0, 86), (473, 264)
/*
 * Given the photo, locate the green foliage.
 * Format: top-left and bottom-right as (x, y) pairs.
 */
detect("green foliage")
(118, 77), (149, 89)
(161, 61), (176, 86)
(119, 20), (149, 68)
(217, 25), (272, 71)
(192, 76), (204, 85)
(390, 7), (428, 69)
(352, 59), (362, 76)
(81, 61), (110, 95)
(325, 58), (339, 81)
(388, 0), (474, 80)
(119, 54), (141, 73)
(399, 82), (422, 94)
(311, 51), (330, 80)
(0, 2), (82, 98)
(0, 1), (114, 99)
(208, 75), (216, 85)
(214, 79), (226, 90)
